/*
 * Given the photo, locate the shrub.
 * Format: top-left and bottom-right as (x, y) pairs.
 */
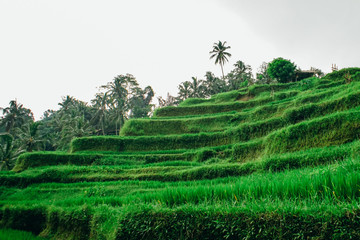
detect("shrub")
(267, 57), (297, 83)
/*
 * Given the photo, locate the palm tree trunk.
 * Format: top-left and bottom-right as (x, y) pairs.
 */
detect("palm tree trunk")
(220, 63), (225, 79)
(101, 120), (105, 135)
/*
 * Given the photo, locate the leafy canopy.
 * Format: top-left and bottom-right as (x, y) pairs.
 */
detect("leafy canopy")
(267, 57), (297, 83)
(209, 41), (232, 79)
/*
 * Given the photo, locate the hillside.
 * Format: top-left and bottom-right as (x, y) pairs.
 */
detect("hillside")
(1, 68), (360, 239)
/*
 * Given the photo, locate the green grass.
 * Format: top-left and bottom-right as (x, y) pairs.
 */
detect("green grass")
(2, 159), (360, 239)
(0, 229), (46, 240)
(3, 73), (360, 239)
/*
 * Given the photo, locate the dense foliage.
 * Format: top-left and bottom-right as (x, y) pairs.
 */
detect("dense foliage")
(267, 57), (297, 83)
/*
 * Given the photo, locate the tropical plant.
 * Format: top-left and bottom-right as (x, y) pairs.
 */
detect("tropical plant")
(203, 71), (226, 97)
(59, 115), (95, 150)
(15, 122), (43, 152)
(101, 74), (137, 134)
(0, 100), (34, 134)
(189, 77), (205, 98)
(256, 62), (273, 84)
(209, 41), (232, 79)
(38, 109), (63, 151)
(0, 133), (24, 170)
(157, 93), (177, 107)
(91, 92), (110, 135)
(128, 86), (154, 118)
(226, 60), (253, 90)
(177, 81), (192, 102)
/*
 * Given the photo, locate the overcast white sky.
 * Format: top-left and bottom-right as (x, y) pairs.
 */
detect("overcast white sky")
(1, 0), (359, 119)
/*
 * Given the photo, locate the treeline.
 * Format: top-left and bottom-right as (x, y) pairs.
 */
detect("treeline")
(0, 74), (154, 169)
(159, 59), (324, 106)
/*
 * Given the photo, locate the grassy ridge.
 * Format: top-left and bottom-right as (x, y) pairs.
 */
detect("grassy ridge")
(3, 71), (360, 239)
(71, 109), (360, 156)
(73, 80), (360, 155)
(3, 141), (358, 187)
(2, 159), (360, 239)
(13, 151), (196, 172)
(0, 228), (46, 240)
(153, 85), (299, 117)
(123, 80), (360, 136)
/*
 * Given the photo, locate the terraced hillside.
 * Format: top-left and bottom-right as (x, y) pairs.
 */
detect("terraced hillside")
(1, 68), (360, 239)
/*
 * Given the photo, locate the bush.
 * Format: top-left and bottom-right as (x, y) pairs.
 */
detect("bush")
(267, 57), (297, 83)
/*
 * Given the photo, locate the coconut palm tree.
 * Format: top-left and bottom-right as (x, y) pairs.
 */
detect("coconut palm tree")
(128, 86), (154, 118)
(91, 92), (110, 135)
(227, 60), (253, 90)
(0, 100), (34, 134)
(0, 133), (24, 170)
(59, 115), (95, 150)
(15, 122), (43, 152)
(102, 74), (139, 134)
(203, 71), (226, 97)
(209, 41), (232, 79)
(189, 77), (204, 98)
(157, 93), (176, 107)
(177, 81), (192, 102)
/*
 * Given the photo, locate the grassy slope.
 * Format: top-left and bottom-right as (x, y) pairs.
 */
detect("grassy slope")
(1, 69), (360, 239)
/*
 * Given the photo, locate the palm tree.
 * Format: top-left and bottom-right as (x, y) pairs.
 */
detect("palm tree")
(0, 100), (34, 133)
(157, 93), (176, 107)
(177, 81), (192, 102)
(256, 62), (272, 84)
(59, 115), (94, 150)
(233, 60), (252, 76)
(203, 71), (226, 97)
(15, 122), (43, 152)
(58, 96), (76, 113)
(209, 41), (232, 79)
(128, 86), (155, 118)
(189, 77), (204, 98)
(0, 133), (24, 170)
(102, 74), (139, 134)
(227, 60), (253, 90)
(38, 110), (60, 151)
(91, 92), (110, 135)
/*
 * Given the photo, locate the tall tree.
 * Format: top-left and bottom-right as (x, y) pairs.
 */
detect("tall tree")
(38, 110), (60, 151)
(157, 93), (177, 107)
(256, 62), (273, 84)
(15, 122), (43, 152)
(0, 133), (24, 170)
(91, 92), (110, 135)
(59, 115), (95, 150)
(102, 74), (139, 134)
(0, 100), (34, 134)
(209, 41), (232, 79)
(128, 86), (154, 118)
(189, 77), (205, 98)
(203, 71), (226, 97)
(267, 57), (297, 83)
(226, 60), (253, 90)
(177, 81), (192, 102)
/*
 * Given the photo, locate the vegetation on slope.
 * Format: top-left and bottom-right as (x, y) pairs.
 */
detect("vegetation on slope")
(2, 67), (360, 239)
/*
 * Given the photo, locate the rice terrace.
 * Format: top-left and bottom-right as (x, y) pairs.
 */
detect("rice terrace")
(1, 62), (360, 239)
